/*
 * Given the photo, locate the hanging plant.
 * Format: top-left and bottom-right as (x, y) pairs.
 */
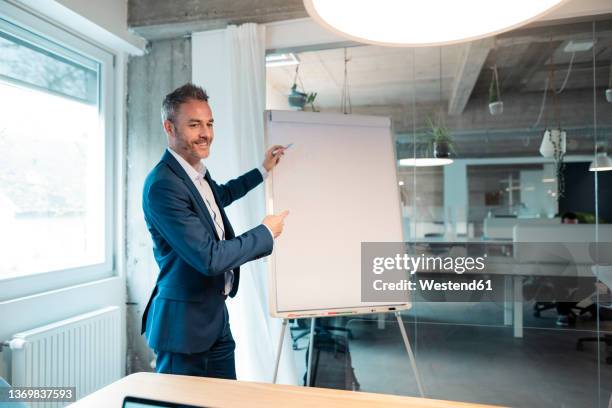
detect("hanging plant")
(537, 39), (567, 201)
(488, 66), (504, 115)
(426, 116), (455, 158)
(550, 130), (566, 198)
(306, 92), (318, 112)
(540, 129), (566, 198)
(287, 65), (318, 111)
(288, 84), (307, 110)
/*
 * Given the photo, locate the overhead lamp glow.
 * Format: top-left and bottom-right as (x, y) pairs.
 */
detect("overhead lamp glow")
(589, 153), (612, 172)
(399, 158), (454, 167)
(303, 0), (567, 47)
(266, 53), (300, 67)
(564, 39), (595, 53)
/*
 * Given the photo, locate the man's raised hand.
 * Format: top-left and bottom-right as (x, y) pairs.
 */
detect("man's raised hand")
(263, 145), (286, 172)
(262, 210), (289, 238)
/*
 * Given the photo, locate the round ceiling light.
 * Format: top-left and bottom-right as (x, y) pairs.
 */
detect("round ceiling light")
(399, 158), (454, 167)
(303, 0), (568, 47)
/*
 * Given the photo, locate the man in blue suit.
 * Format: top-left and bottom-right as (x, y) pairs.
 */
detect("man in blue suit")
(141, 83), (289, 379)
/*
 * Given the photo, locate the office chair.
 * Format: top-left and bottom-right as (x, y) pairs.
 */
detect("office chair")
(529, 277), (557, 317)
(576, 243), (612, 364)
(533, 302), (556, 317)
(576, 286), (612, 364)
(530, 277), (592, 323)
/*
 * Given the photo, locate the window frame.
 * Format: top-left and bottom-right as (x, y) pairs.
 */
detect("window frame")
(0, 1), (116, 301)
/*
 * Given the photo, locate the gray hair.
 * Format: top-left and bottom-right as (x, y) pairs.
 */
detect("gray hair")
(161, 83), (209, 123)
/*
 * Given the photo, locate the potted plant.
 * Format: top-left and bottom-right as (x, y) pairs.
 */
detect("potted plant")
(306, 92), (318, 112)
(488, 66), (503, 115)
(287, 65), (318, 111)
(539, 128), (566, 158)
(288, 84), (307, 110)
(426, 117), (455, 158)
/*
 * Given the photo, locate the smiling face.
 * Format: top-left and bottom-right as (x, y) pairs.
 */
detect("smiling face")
(164, 98), (214, 167)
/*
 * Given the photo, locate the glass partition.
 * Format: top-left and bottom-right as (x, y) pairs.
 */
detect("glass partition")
(267, 15), (612, 408)
(594, 19), (612, 408)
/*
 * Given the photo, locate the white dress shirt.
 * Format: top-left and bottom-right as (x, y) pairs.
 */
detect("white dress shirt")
(167, 148), (271, 295)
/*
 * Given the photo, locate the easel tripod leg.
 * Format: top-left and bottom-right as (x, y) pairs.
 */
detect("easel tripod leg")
(306, 317), (316, 387)
(395, 311), (425, 397)
(272, 319), (288, 384)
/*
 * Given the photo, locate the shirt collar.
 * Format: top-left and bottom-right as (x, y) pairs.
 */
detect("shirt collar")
(167, 147), (207, 181)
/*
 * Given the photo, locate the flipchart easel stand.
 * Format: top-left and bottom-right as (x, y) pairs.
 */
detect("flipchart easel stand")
(272, 312), (425, 398)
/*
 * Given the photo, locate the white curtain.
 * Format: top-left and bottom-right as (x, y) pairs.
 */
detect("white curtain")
(223, 23), (299, 385)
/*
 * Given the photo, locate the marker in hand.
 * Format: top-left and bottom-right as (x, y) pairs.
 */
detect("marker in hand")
(272, 143), (293, 156)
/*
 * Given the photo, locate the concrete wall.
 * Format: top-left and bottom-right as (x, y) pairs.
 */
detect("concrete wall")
(128, 0), (307, 40)
(125, 37), (192, 373)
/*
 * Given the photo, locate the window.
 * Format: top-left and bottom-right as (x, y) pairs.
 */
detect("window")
(0, 3), (115, 299)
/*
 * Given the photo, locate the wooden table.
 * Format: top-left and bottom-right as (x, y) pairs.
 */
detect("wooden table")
(70, 372), (503, 408)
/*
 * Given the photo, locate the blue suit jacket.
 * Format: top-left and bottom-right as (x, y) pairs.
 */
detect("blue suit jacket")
(141, 150), (273, 353)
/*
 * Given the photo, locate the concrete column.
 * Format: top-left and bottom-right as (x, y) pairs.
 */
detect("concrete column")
(125, 37), (192, 373)
(443, 161), (468, 237)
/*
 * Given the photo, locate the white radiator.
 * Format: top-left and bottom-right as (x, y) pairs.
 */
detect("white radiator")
(8, 306), (121, 407)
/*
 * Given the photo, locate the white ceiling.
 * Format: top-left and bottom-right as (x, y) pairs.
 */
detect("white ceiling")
(266, 17), (612, 157)
(267, 17), (612, 109)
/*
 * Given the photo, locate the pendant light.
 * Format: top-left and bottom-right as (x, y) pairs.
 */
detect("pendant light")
(400, 47), (454, 167)
(399, 157), (454, 167)
(303, 0), (567, 47)
(589, 145), (612, 172)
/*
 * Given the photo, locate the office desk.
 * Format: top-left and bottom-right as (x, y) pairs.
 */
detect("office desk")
(406, 240), (599, 338)
(70, 372), (503, 408)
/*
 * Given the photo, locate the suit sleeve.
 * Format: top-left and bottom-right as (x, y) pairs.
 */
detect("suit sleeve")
(211, 168), (263, 208)
(145, 178), (273, 277)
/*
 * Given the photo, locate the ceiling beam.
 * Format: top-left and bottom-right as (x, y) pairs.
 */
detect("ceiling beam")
(497, 41), (562, 93)
(448, 38), (494, 116)
(129, 0), (308, 40)
(519, 41), (565, 92)
(497, 19), (612, 47)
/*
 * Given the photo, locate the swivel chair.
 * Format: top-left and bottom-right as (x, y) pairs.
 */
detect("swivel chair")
(576, 240), (612, 363)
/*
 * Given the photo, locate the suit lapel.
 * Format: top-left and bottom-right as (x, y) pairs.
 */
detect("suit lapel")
(161, 150), (220, 240)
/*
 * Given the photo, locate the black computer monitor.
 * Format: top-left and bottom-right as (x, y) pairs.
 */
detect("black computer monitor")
(122, 396), (207, 408)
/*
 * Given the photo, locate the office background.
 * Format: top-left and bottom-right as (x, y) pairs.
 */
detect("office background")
(0, 0), (611, 407)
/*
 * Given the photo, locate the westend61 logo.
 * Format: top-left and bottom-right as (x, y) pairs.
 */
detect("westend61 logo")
(370, 253), (491, 294)
(361, 241), (612, 303)
(361, 242), (497, 302)
(372, 253), (486, 275)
